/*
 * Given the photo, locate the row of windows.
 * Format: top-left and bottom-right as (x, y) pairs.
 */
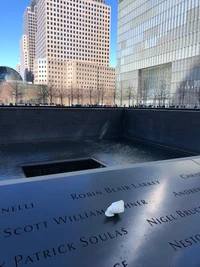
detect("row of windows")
(47, 43), (108, 49)
(47, 24), (109, 30)
(119, 0), (198, 21)
(47, 49), (109, 56)
(46, 6), (109, 14)
(46, 35), (110, 44)
(118, 34), (200, 63)
(47, 35), (109, 42)
(75, 63), (113, 69)
(47, 54), (108, 62)
(118, 11), (198, 41)
(45, 7), (109, 16)
(46, 14), (109, 23)
(46, 31), (109, 38)
(46, 17), (109, 24)
(47, 1), (109, 10)
(45, 14), (109, 22)
(46, 44), (108, 50)
(46, 29), (109, 36)
(117, 51), (200, 75)
(76, 69), (114, 74)
(38, 60), (46, 64)
(47, 48), (109, 55)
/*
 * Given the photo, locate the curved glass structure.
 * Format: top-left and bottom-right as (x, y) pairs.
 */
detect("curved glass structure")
(0, 66), (22, 82)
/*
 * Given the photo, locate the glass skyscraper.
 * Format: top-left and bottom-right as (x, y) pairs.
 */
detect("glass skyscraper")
(116, 0), (200, 106)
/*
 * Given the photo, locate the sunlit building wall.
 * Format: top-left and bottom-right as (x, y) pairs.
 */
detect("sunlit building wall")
(33, 58), (47, 85)
(20, 35), (29, 81)
(33, 0), (115, 104)
(66, 61), (115, 104)
(20, 0), (37, 82)
(117, 0), (200, 106)
(16, 63), (21, 75)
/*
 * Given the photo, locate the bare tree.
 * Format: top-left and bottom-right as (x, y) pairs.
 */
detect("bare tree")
(100, 85), (106, 105)
(105, 89), (115, 106)
(65, 88), (71, 106)
(48, 83), (57, 105)
(141, 80), (149, 105)
(94, 87), (101, 105)
(113, 84), (117, 105)
(149, 79), (169, 107)
(195, 86), (200, 105)
(150, 88), (160, 106)
(126, 85), (137, 106)
(126, 86), (131, 107)
(56, 86), (68, 105)
(0, 81), (3, 92)
(35, 84), (49, 105)
(69, 84), (78, 105)
(177, 81), (188, 106)
(119, 82), (124, 106)
(88, 87), (95, 105)
(115, 82), (127, 106)
(23, 84), (38, 104)
(159, 79), (169, 106)
(74, 86), (83, 105)
(0, 81), (4, 103)
(93, 85), (106, 105)
(8, 81), (24, 104)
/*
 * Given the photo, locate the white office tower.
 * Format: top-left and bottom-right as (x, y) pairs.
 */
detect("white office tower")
(33, 0), (115, 105)
(20, 0), (37, 82)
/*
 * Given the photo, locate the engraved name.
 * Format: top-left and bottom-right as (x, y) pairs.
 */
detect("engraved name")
(14, 242), (76, 267)
(53, 200), (148, 225)
(71, 180), (160, 200)
(1, 203), (34, 214)
(146, 206), (200, 227)
(169, 234), (200, 251)
(180, 172), (200, 179)
(80, 228), (128, 248)
(13, 227), (128, 267)
(173, 187), (200, 197)
(4, 221), (48, 238)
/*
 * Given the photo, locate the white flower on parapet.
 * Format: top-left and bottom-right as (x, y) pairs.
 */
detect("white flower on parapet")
(105, 200), (125, 217)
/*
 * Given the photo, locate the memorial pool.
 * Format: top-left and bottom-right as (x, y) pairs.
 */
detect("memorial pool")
(0, 138), (192, 180)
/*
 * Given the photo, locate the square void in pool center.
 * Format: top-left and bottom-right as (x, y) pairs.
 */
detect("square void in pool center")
(22, 158), (106, 178)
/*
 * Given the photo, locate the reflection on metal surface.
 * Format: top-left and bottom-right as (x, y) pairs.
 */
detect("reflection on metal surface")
(131, 181), (167, 262)
(1, 158), (200, 266)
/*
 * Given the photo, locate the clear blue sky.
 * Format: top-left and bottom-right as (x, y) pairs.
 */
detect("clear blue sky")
(0, 0), (118, 70)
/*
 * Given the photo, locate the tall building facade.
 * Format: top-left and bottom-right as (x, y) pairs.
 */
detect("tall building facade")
(20, 0), (37, 82)
(16, 63), (21, 75)
(66, 60), (115, 104)
(116, 0), (200, 106)
(33, 0), (115, 104)
(20, 35), (29, 80)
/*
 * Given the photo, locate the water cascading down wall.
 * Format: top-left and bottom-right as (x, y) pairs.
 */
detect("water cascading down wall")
(0, 107), (199, 154)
